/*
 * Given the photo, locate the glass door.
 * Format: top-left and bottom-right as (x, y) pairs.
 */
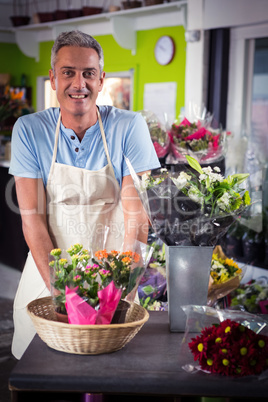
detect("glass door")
(250, 37), (268, 166)
(226, 24), (268, 268)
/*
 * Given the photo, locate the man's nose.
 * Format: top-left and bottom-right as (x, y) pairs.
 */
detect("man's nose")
(72, 73), (86, 89)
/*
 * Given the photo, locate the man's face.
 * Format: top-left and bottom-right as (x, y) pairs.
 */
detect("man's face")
(49, 46), (104, 119)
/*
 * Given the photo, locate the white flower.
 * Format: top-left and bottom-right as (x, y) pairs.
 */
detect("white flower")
(172, 171), (191, 190)
(217, 192), (231, 211)
(141, 173), (150, 190)
(199, 167), (224, 185)
(211, 260), (225, 269)
(214, 166), (221, 172)
(188, 186), (204, 205)
(155, 177), (164, 185)
(141, 172), (149, 181)
(256, 288), (268, 302)
(202, 166), (213, 174)
(147, 301), (162, 311)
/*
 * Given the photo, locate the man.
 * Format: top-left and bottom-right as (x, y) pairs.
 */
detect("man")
(9, 30), (160, 359)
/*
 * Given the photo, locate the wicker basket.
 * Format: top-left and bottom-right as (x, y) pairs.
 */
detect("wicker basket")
(27, 296), (149, 355)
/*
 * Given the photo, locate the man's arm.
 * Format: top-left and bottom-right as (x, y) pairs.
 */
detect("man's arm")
(121, 174), (149, 244)
(14, 176), (54, 289)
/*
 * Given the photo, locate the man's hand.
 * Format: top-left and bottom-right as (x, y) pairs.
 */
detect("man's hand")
(121, 174), (149, 244)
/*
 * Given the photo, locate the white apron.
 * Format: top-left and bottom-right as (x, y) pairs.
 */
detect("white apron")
(12, 110), (124, 359)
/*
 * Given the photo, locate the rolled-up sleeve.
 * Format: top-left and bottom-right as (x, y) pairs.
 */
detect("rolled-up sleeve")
(122, 113), (160, 177)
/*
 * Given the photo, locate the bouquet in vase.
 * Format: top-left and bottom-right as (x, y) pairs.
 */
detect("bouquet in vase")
(49, 240), (152, 325)
(126, 155), (251, 248)
(125, 155), (251, 332)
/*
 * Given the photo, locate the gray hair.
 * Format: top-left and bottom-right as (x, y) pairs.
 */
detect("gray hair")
(51, 30), (104, 74)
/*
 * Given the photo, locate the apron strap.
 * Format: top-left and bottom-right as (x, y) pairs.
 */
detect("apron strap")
(97, 108), (113, 168)
(51, 111), (61, 165)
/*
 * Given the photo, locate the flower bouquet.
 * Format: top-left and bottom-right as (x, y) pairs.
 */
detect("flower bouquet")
(207, 245), (245, 307)
(140, 110), (170, 163)
(166, 117), (228, 166)
(138, 241), (167, 309)
(229, 279), (268, 314)
(49, 241), (151, 325)
(181, 305), (268, 378)
(134, 155), (251, 247)
(0, 85), (31, 131)
(125, 155), (251, 331)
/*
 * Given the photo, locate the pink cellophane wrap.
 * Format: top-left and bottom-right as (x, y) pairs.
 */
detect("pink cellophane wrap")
(153, 141), (170, 158)
(65, 282), (122, 325)
(96, 281), (122, 324)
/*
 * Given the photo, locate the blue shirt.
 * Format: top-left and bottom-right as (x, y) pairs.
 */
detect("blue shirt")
(9, 106), (160, 188)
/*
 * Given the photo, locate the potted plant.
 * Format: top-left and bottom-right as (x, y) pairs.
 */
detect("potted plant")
(121, 1), (142, 10)
(10, 0), (30, 26)
(49, 242), (151, 324)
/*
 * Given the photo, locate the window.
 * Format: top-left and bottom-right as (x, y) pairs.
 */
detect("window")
(97, 71), (133, 110)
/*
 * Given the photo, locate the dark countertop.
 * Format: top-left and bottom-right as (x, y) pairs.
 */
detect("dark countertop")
(9, 311), (268, 399)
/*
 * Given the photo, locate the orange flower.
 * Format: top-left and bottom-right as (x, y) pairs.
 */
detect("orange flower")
(4, 85), (10, 96)
(123, 251), (140, 262)
(95, 249), (108, 260)
(122, 256), (131, 264)
(110, 250), (119, 257)
(133, 252), (140, 263)
(122, 251), (132, 257)
(10, 89), (24, 100)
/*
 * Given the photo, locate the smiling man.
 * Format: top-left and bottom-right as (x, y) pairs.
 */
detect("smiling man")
(9, 30), (160, 359)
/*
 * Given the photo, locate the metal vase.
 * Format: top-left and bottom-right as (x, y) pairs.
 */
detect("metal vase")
(166, 245), (213, 332)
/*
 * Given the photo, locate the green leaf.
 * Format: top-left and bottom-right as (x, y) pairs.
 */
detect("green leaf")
(185, 155), (203, 175)
(231, 173), (249, 185)
(143, 285), (155, 295)
(243, 190), (251, 206)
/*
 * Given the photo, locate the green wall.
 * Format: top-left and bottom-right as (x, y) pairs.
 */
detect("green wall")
(0, 25), (186, 117)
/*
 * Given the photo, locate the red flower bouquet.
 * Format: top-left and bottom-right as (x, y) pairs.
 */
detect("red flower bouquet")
(181, 305), (268, 378)
(189, 319), (268, 377)
(167, 117), (228, 165)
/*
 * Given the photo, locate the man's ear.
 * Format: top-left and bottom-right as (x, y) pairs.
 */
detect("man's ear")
(49, 69), (56, 90)
(98, 71), (105, 93)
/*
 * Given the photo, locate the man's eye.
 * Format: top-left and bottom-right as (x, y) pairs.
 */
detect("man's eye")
(63, 71), (72, 76)
(84, 71), (94, 78)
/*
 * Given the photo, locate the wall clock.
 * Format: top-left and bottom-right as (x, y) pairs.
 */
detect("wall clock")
(154, 36), (175, 66)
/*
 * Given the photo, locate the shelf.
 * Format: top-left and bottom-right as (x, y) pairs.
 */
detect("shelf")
(0, 1), (187, 60)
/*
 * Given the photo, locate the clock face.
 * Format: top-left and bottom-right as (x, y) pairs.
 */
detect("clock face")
(154, 36), (175, 66)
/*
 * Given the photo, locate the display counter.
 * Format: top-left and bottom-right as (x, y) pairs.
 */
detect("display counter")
(9, 311), (268, 402)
